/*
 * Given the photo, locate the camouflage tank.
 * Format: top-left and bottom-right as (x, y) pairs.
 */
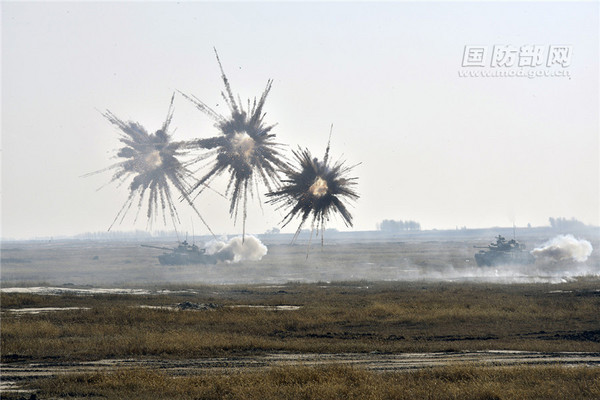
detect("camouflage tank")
(474, 235), (535, 267)
(141, 240), (218, 265)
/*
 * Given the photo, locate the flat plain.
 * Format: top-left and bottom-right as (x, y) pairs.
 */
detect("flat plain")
(1, 231), (599, 399)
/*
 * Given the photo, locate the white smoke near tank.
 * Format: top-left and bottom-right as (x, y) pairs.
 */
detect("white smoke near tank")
(531, 234), (593, 262)
(205, 235), (268, 263)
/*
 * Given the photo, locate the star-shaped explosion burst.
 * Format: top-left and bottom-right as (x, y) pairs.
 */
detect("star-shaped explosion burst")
(180, 49), (287, 237)
(266, 130), (359, 246)
(90, 50), (360, 249)
(86, 94), (213, 235)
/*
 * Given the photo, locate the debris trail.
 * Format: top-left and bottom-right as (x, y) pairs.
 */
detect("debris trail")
(85, 94), (214, 235)
(532, 234), (593, 262)
(266, 127), (359, 249)
(180, 48), (286, 238)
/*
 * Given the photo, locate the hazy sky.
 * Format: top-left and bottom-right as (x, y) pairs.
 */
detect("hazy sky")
(2, 1), (598, 239)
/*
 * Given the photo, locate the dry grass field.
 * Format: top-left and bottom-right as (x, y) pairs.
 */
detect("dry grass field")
(3, 281), (600, 360)
(2, 280), (600, 399)
(1, 234), (599, 398)
(26, 364), (600, 400)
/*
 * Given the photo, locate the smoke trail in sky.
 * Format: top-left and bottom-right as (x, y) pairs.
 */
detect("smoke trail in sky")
(206, 235), (268, 263)
(531, 234), (593, 262)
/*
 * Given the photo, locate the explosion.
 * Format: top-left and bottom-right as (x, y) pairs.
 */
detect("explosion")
(266, 130), (359, 245)
(86, 94), (213, 234)
(180, 49), (286, 237)
(90, 50), (361, 254)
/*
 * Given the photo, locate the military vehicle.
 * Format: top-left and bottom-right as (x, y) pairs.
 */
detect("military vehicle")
(141, 240), (218, 265)
(474, 235), (535, 267)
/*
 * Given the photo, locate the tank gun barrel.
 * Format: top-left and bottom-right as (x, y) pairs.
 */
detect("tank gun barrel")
(141, 244), (172, 251)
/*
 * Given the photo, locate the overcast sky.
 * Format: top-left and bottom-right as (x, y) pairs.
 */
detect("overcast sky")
(2, 1), (598, 239)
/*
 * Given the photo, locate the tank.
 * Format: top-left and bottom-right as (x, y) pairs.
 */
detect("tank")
(474, 235), (535, 267)
(141, 240), (218, 265)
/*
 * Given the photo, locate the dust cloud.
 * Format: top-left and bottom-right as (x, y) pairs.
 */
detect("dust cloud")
(531, 235), (593, 262)
(431, 262), (599, 284)
(205, 235), (268, 263)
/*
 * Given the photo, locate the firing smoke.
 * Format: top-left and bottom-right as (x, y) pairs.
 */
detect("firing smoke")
(206, 235), (268, 263)
(531, 235), (593, 262)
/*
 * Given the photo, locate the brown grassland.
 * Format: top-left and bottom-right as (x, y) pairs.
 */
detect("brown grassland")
(2, 279), (600, 399)
(28, 364), (600, 400)
(3, 281), (600, 359)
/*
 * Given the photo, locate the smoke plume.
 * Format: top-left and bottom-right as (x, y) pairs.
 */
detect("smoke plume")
(531, 235), (593, 262)
(205, 235), (268, 263)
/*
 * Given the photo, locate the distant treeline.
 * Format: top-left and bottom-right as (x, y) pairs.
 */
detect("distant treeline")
(548, 217), (588, 231)
(377, 219), (421, 232)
